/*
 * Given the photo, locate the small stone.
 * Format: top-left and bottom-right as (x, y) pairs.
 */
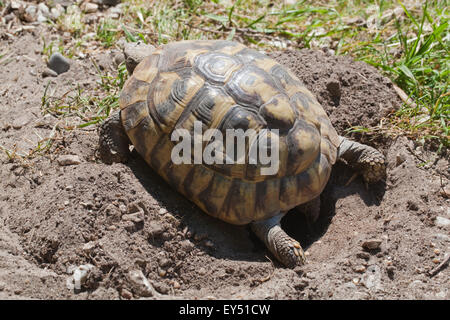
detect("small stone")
(127, 201), (148, 215)
(50, 5), (65, 20)
(127, 270), (155, 297)
(81, 2), (99, 14)
(38, 3), (50, 16)
(109, 5), (122, 14)
(441, 184), (450, 198)
(180, 240), (194, 253)
(24, 5), (38, 22)
(353, 265), (366, 273)
(120, 288), (133, 299)
(48, 53), (70, 75)
(434, 248), (441, 255)
(146, 221), (166, 239)
(435, 216), (450, 227)
(362, 265), (382, 290)
(10, 1), (22, 10)
(102, 0), (122, 5)
(395, 153), (406, 166)
(158, 208), (167, 215)
(356, 252), (371, 260)
(57, 155), (81, 166)
(198, 267), (207, 275)
(362, 239), (382, 250)
(42, 68), (58, 78)
(173, 281), (181, 289)
(386, 266), (395, 278)
(121, 212), (144, 223)
(118, 203), (127, 214)
(80, 201), (94, 209)
(153, 282), (170, 295)
(66, 264), (95, 292)
(158, 269), (167, 277)
(432, 258), (440, 264)
(158, 258), (171, 268)
(82, 241), (96, 253)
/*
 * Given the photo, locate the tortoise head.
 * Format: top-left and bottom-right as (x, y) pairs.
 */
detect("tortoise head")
(123, 41), (156, 74)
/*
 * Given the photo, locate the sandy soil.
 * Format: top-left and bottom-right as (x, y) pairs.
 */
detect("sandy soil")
(0, 23), (448, 300)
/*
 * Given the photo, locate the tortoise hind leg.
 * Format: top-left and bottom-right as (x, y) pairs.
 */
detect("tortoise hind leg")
(337, 136), (386, 184)
(98, 111), (131, 164)
(250, 213), (306, 268)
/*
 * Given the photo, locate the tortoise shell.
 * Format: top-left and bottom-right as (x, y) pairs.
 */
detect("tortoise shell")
(118, 40), (340, 225)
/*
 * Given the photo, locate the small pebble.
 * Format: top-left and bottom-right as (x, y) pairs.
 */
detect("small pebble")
(127, 270), (155, 297)
(357, 252), (371, 260)
(102, 0), (122, 5)
(353, 265), (366, 273)
(81, 2), (99, 13)
(158, 258), (171, 268)
(154, 282), (170, 295)
(42, 68), (58, 78)
(173, 281), (181, 289)
(57, 155), (81, 166)
(395, 153), (406, 166)
(120, 288), (133, 300)
(441, 184), (450, 198)
(362, 239), (382, 250)
(66, 264), (94, 291)
(82, 241), (96, 253)
(121, 212), (144, 223)
(435, 216), (450, 227)
(48, 53), (71, 75)
(158, 269), (167, 277)
(180, 240), (194, 253)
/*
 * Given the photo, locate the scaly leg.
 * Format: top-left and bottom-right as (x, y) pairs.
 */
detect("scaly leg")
(337, 136), (386, 184)
(251, 213), (306, 268)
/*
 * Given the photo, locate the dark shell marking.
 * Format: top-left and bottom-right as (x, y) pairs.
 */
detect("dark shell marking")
(119, 40), (339, 225)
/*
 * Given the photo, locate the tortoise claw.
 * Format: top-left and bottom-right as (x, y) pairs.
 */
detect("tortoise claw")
(251, 218), (306, 268)
(357, 151), (386, 184)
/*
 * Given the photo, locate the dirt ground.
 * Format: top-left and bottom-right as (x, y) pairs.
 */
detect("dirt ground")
(0, 23), (448, 300)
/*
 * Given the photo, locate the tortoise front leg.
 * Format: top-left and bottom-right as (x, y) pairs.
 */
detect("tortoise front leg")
(98, 111), (131, 164)
(337, 136), (386, 184)
(251, 213), (306, 268)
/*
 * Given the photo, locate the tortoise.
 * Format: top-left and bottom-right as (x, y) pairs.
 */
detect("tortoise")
(99, 40), (386, 268)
